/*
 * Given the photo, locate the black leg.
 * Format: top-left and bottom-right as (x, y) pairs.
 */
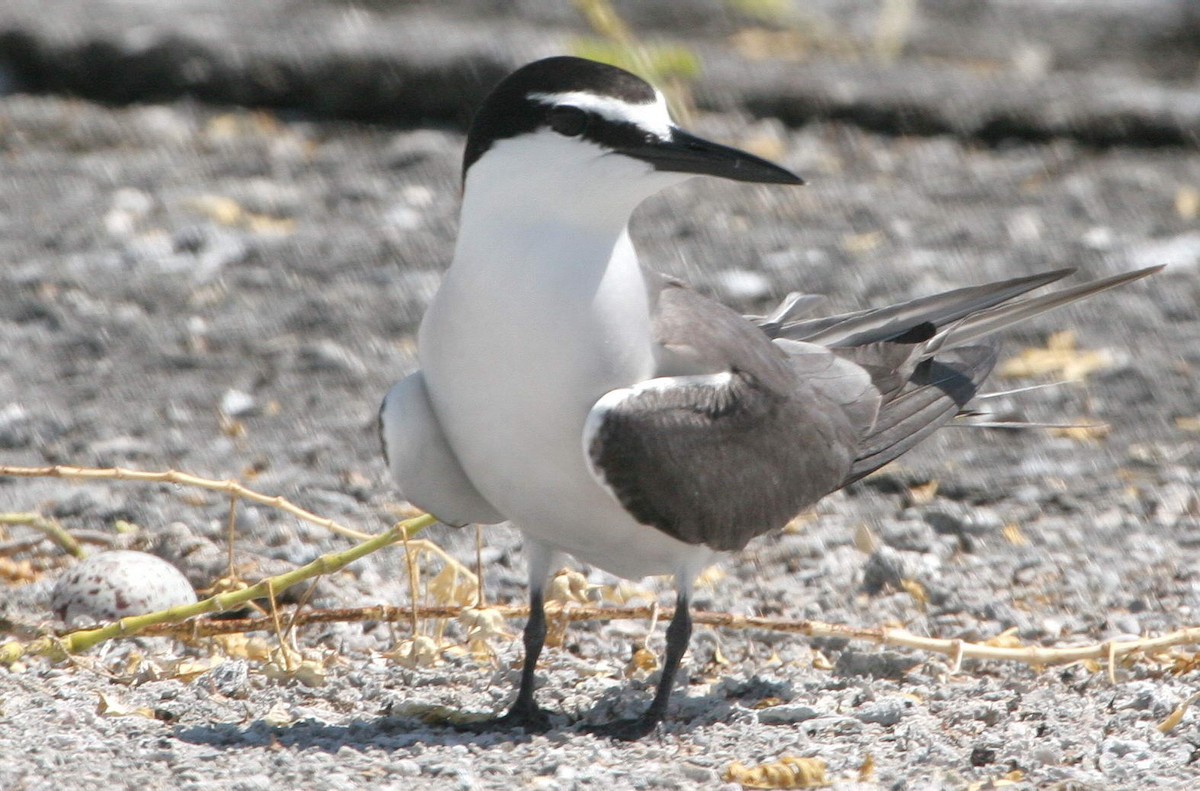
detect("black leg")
(588, 592), (692, 741)
(459, 586), (552, 733)
(498, 586), (551, 729)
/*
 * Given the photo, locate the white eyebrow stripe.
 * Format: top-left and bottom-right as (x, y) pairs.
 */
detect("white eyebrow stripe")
(528, 90), (673, 139)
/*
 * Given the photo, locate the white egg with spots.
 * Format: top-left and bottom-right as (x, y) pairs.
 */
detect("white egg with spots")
(51, 550), (198, 627)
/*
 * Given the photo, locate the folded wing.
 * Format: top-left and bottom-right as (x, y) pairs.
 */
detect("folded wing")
(584, 266), (1160, 549)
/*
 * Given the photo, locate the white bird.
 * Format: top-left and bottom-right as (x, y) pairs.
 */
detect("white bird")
(379, 56), (1160, 739)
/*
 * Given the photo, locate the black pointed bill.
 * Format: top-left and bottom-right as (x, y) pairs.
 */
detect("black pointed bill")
(621, 128), (803, 185)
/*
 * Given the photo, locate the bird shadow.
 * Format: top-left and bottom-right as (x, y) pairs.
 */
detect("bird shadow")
(172, 679), (776, 752)
(174, 713), (544, 753)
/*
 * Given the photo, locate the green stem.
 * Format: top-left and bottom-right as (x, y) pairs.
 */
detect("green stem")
(0, 512), (86, 559)
(0, 513), (437, 666)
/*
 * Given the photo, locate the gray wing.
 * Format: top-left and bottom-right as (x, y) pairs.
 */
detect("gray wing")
(583, 266), (1160, 550)
(380, 371), (505, 526)
(583, 280), (879, 552)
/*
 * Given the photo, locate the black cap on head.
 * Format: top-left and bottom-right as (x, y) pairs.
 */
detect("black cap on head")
(463, 56), (802, 187)
(463, 57), (656, 177)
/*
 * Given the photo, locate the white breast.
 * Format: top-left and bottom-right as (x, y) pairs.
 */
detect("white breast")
(419, 222), (715, 579)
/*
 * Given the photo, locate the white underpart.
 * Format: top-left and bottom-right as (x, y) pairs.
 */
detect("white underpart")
(528, 88), (673, 140)
(416, 128), (716, 582)
(380, 371), (505, 527)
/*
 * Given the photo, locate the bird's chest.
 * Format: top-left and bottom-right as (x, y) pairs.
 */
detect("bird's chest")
(419, 238), (655, 464)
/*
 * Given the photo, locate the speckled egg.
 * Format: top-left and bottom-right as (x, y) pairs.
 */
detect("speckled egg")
(51, 550), (198, 627)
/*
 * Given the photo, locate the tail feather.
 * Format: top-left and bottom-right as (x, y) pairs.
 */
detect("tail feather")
(767, 269), (1074, 347)
(841, 344), (998, 485)
(925, 265), (1164, 355)
(754, 265), (1163, 487)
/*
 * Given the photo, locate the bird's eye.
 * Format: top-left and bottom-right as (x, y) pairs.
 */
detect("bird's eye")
(549, 105), (588, 137)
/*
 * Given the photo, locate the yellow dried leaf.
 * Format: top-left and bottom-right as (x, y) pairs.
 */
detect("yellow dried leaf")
(811, 651), (833, 671)
(1049, 423), (1110, 442)
(625, 647), (659, 678)
(752, 697), (786, 710)
(427, 562), (477, 607)
(546, 569), (592, 605)
(188, 194), (244, 226)
(1175, 416), (1200, 433)
(998, 331), (1113, 381)
(201, 576), (251, 597)
(244, 213), (295, 235)
(1157, 704), (1187, 734)
(695, 565), (727, 589)
(967, 778), (1021, 791)
(602, 580), (655, 604)
(461, 608), (509, 661)
(723, 755), (828, 789)
(184, 194), (293, 234)
(213, 633), (272, 661)
(390, 635), (440, 668)
(261, 645), (329, 687)
(1158, 692), (1200, 733)
(205, 114), (242, 139)
(907, 479), (939, 505)
(1177, 186), (1200, 220)
(969, 770), (1025, 790)
(739, 133), (787, 163)
(853, 523), (879, 554)
(262, 701), (295, 727)
(290, 659), (328, 687)
(782, 512), (818, 534)
(1001, 524), (1029, 546)
(1172, 652), (1200, 675)
(0, 557), (39, 584)
(858, 753), (875, 781)
(842, 230), (884, 255)
(96, 693), (156, 719)
(983, 628), (1023, 649)
(901, 578), (928, 608)
(729, 28), (813, 62)
(166, 657), (224, 683)
(219, 414), (246, 438)
(460, 608), (510, 643)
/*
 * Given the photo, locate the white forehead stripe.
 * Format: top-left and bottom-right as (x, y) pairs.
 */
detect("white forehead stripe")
(528, 89), (673, 139)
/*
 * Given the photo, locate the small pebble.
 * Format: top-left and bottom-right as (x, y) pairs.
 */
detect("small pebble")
(833, 650), (921, 680)
(220, 388), (257, 417)
(713, 268), (772, 302)
(755, 704), (822, 725)
(854, 696), (910, 726)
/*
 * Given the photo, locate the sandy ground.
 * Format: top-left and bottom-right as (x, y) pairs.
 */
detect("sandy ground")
(2, 2), (1200, 789)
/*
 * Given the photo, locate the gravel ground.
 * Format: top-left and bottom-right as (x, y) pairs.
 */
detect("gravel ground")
(2, 2), (1200, 789)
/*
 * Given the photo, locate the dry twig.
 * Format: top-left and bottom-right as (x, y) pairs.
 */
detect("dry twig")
(3, 463), (1198, 682)
(130, 604), (1200, 674)
(0, 465), (373, 542)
